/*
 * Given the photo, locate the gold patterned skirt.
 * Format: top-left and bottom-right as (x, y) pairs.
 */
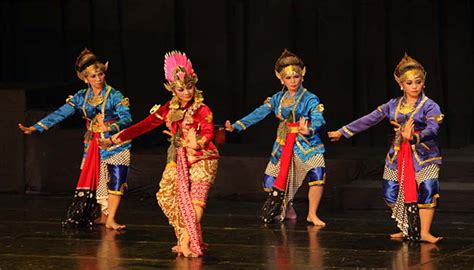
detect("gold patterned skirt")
(156, 159), (218, 243)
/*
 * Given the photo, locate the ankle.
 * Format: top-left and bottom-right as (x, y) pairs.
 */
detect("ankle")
(421, 231), (433, 237)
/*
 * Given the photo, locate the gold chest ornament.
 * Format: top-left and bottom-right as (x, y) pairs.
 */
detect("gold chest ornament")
(280, 93), (295, 107)
(398, 101), (415, 115)
(167, 109), (185, 122)
(88, 94), (104, 107)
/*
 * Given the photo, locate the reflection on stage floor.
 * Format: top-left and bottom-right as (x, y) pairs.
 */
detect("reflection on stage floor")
(0, 195), (473, 269)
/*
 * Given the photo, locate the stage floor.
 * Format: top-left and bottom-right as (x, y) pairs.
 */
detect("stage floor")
(0, 194), (473, 269)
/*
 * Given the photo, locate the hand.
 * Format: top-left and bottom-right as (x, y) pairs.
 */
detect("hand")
(18, 123), (36, 135)
(185, 128), (198, 149)
(225, 120), (234, 132)
(327, 131), (342, 142)
(96, 113), (110, 132)
(298, 117), (310, 135)
(401, 118), (414, 141)
(98, 138), (112, 149)
(99, 133), (122, 149)
(165, 120), (173, 131)
(390, 120), (402, 130)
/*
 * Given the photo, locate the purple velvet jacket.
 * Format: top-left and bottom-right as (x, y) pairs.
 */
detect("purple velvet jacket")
(338, 94), (443, 171)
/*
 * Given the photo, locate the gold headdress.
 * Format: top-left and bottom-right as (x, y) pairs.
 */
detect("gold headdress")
(75, 48), (108, 82)
(393, 53), (426, 83)
(274, 49), (306, 80)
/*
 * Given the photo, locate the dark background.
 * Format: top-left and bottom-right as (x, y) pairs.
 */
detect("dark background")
(2, 0), (473, 146)
(0, 0), (473, 195)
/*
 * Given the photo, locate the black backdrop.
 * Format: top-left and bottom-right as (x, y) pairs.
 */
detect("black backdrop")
(1, 0), (473, 148)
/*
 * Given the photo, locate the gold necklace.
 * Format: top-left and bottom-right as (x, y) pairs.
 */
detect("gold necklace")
(399, 100), (415, 115)
(280, 92), (295, 107)
(88, 91), (104, 106)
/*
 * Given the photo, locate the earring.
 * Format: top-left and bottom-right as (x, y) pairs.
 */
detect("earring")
(281, 81), (284, 85)
(400, 87), (403, 91)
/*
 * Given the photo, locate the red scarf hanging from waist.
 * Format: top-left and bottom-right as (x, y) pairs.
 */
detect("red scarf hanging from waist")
(176, 147), (203, 256)
(397, 141), (417, 202)
(273, 122), (300, 191)
(76, 132), (100, 190)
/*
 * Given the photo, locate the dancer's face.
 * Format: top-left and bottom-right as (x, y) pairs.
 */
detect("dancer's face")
(85, 69), (106, 89)
(282, 74), (303, 92)
(399, 72), (424, 99)
(173, 83), (195, 104)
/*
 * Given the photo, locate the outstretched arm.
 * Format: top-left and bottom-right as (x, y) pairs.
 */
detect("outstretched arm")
(338, 102), (390, 139)
(228, 96), (275, 132)
(18, 91), (83, 134)
(328, 101), (391, 141)
(115, 104), (168, 142)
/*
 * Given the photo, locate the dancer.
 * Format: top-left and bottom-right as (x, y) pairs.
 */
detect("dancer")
(225, 49), (327, 225)
(328, 53), (443, 243)
(100, 51), (219, 257)
(19, 48), (132, 230)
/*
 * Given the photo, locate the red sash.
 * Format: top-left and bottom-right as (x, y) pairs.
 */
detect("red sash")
(397, 141), (417, 202)
(76, 132), (100, 190)
(273, 122), (300, 191)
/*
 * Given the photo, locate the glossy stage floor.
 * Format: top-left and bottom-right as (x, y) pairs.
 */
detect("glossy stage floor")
(0, 195), (473, 269)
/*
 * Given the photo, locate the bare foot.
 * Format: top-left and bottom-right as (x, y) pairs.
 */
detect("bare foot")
(171, 245), (181, 253)
(179, 243), (198, 258)
(105, 220), (126, 230)
(285, 204), (297, 220)
(179, 234), (200, 258)
(390, 232), (404, 239)
(95, 212), (107, 225)
(306, 215), (326, 226)
(421, 232), (443, 244)
(182, 250), (198, 258)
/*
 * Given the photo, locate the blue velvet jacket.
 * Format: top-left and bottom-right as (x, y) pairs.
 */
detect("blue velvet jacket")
(232, 86), (326, 164)
(33, 84), (132, 159)
(338, 94), (443, 171)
